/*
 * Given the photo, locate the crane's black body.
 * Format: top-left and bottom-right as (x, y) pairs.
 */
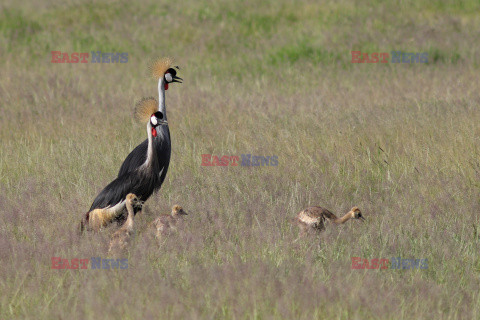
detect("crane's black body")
(117, 127), (171, 179)
(88, 125), (171, 222)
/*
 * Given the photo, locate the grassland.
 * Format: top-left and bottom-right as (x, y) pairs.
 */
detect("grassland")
(1, 0), (480, 318)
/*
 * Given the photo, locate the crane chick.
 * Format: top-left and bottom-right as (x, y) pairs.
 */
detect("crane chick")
(108, 193), (142, 255)
(150, 205), (188, 239)
(293, 206), (364, 239)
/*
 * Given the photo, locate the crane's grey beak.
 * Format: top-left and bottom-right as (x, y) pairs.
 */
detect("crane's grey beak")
(359, 216), (366, 221)
(172, 75), (183, 83)
(157, 120), (168, 126)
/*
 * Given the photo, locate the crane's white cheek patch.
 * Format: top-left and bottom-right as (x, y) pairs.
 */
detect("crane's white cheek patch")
(151, 116), (158, 126)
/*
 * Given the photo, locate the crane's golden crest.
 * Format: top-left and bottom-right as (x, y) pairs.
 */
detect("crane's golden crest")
(148, 57), (175, 80)
(134, 97), (158, 123)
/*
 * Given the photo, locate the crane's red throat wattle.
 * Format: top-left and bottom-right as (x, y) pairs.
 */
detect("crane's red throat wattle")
(164, 82), (169, 90)
(152, 127), (157, 137)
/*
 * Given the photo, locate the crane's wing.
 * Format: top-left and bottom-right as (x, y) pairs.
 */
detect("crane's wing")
(297, 206), (337, 223)
(88, 170), (153, 212)
(89, 175), (134, 211)
(297, 207), (319, 224)
(116, 138), (170, 191)
(117, 139), (148, 177)
(301, 207), (324, 218)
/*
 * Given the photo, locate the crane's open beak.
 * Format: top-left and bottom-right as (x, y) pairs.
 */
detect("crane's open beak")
(172, 75), (183, 83)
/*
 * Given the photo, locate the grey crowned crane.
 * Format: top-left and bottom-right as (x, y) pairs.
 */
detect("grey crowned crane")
(80, 58), (182, 232)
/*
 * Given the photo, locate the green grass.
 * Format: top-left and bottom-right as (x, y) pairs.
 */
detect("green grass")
(1, 0), (480, 319)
